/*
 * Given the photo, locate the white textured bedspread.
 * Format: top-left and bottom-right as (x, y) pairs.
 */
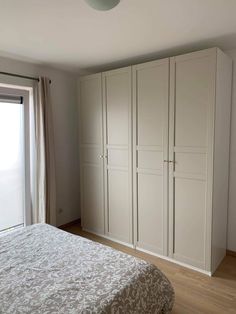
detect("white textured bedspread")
(0, 224), (174, 313)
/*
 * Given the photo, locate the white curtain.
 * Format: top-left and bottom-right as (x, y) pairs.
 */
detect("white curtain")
(31, 77), (56, 225)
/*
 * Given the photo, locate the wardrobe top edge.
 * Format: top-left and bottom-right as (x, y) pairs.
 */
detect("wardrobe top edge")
(79, 47), (230, 80)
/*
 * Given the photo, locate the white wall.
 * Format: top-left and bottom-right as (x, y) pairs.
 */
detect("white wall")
(0, 56), (80, 226)
(226, 49), (236, 252)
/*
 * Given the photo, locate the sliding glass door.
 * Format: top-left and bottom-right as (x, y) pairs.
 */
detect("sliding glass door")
(0, 87), (31, 233)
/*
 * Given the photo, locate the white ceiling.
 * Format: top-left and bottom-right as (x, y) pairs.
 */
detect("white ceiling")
(1, 0), (236, 73)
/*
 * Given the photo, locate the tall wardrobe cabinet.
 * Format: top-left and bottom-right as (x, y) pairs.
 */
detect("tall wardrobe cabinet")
(79, 68), (133, 245)
(78, 48), (232, 274)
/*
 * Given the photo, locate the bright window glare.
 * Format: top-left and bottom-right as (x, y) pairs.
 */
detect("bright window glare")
(0, 103), (22, 170)
(0, 102), (24, 231)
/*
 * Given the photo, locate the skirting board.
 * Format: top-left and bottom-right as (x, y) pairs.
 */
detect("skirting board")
(82, 227), (211, 276)
(82, 228), (135, 249)
(136, 247), (212, 277)
(63, 221), (236, 262)
(64, 221), (233, 275)
(58, 218), (81, 229)
(227, 249), (236, 257)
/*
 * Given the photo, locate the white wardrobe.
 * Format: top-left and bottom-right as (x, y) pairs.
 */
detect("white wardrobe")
(79, 68), (133, 245)
(78, 48), (232, 274)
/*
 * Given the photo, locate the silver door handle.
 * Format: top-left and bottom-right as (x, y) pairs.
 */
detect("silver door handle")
(99, 155), (108, 159)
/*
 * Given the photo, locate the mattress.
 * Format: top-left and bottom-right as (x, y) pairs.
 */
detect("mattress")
(0, 224), (174, 313)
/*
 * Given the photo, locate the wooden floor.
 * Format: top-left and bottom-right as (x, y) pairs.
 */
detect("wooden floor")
(62, 224), (236, 313)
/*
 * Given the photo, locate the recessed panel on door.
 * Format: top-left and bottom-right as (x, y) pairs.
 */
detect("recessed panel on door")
(103, 67), (133, 244)
(82, 165), (104, 233)
(133, 59), (169, 255)
(106, 74), (129, 146)
(107, 170), (130, 242)
(79, 74), (104, 235)
(138, 173), (163, 253)
(81, 77), (102, 145)
(174, 178), (206, 267)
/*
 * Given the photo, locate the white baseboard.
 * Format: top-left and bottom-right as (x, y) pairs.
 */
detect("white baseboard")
(136, 246), (212, 276)
(82, 228), (212, 276)
(101, 234), (135, 249)
(82, 228), (135, 249)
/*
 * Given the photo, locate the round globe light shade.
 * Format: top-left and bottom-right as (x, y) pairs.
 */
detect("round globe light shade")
(84, 0), (120, 11)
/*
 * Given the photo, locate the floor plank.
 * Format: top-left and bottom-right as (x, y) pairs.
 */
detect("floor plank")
(62, 224), (236, 313)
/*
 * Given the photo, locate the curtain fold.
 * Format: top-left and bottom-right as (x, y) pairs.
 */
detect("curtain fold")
(32, 77), (56, 225)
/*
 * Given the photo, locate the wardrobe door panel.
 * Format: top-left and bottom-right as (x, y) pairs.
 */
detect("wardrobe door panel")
(138, 174), (163, 253)
(138, 151), (163, 170)
(133, 59), (169, 255)
(174, 178), (206, 267)
(82, 165), (104, 233)
(106, 74), (129, 146)
(108, 149), (128, 168)
(108, 170), (130, 242)
(79, 74), (104, 235)
(137, 67), (164, 146)
(80, 77), (103, 144)
(103, 68), (133, 244)
(169, 49), (216, 269)
(174, 58), (211, 148)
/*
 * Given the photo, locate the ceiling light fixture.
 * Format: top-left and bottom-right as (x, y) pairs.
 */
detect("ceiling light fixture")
(84, 0), (120, 11)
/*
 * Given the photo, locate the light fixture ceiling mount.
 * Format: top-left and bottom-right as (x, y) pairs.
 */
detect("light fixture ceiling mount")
(84, 0), (120, 11)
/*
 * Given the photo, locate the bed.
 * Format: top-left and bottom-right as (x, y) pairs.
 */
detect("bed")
(0, 224), (174, 313)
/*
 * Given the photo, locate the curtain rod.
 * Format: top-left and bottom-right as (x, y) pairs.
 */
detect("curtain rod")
(0, 71), (52, 84)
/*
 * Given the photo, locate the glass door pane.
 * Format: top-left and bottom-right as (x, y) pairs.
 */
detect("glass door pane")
(0, 101), (25, 232)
